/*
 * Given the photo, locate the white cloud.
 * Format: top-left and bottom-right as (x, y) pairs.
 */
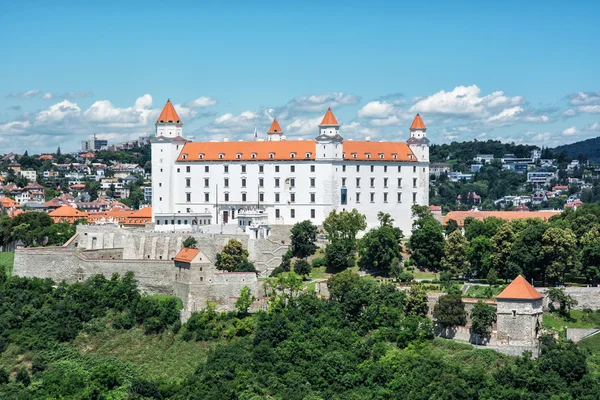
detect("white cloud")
(186, 96), (217, 108)
(275, 92), (359, 119)
(409, 85), (523, 118)
(7, 90), (41, 98)
(562, 126), (578, 136)
(563, 109), (577, 117)
(487, 106), (523, 123)
(358, 101), (396, 118)
(83, 95), (155, 128)
(42, 93), (53, 100)
(568, 91), (600, 106)
(523, 115), (550, 123)
(579, 105), (600, 113)
(36, 100), (81, 123)
(285, 116), (323, 135)
(370, 116), (401, 126)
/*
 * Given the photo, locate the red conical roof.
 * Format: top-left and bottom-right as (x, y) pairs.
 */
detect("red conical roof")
(320, 108), (339, 126)
(497, 275), (543, 300)
(157, 100), (181, 124)
(410, 114), (426, 130)
(268, 119), (283, 134)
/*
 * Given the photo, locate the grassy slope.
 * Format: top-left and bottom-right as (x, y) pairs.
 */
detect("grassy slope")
(463, 285), (506, 298)
(0, 251), (14, 276)
(72, 327), (216, 382)
(543, 310), (599, 330)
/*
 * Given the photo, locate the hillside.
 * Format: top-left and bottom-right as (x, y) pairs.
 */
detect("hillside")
(553, 136), (600, 160)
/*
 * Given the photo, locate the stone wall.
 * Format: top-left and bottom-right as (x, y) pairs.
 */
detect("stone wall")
(566, 328), (600, 343)
(539, 287), (600, 311)
(13, 246), (174, 294)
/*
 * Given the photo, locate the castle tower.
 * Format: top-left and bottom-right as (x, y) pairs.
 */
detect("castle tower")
(267, 119), (284, 141)
(156, 99), (183, 138)
(316, 108), (343, 160)
(496, 275), (543, 346)
(407, 114), (430, 162)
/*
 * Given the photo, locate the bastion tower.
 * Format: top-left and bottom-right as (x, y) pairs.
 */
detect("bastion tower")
(496, 275), (543, 347)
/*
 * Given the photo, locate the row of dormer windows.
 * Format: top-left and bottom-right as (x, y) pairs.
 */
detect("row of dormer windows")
(176, 164), (421, 174)
(180, 152), (409, 160)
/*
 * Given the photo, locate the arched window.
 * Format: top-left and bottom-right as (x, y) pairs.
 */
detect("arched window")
(182, 154), (188, 159)
(219, 153), (225, 159)
(251, 153), (257, 159)
(269, 153), (275, 159)
(305, 152), (311, 158)
(290, 152), (296, 159)
(199, 153), (205, 159)
(365, 153), (371, 159)
(352, 153), (357, 159)
(236, 153), (242, 159)
(379, 153), (384, 159)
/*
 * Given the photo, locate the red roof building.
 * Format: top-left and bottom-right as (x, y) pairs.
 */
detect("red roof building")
(497, 275), (543, 300)
(157, 99), (181, 124)
(410, 114), (426, 130)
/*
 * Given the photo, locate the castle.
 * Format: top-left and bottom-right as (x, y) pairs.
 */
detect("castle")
(151, 100), (430, 235)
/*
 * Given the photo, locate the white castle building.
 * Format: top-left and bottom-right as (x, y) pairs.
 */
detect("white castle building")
(151, 100), (429, 234)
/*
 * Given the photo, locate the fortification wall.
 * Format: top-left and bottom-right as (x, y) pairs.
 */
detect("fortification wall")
(14, 247), (174, 294)
(539, 287), (600, 311)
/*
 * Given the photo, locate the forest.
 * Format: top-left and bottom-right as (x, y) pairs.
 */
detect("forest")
(1, 266), (599, 399)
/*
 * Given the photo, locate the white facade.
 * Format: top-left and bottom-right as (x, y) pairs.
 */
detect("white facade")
(151, 104), (430, 235)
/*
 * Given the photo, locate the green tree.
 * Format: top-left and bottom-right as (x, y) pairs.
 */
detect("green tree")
(183, 236), (198, 249)
(293, 259), (311, 277)
(235, 286), (255, 315)
(433, 293), (467, 328)
(441, 230), (471, 278)
(405, 284), (429, 317)
(325, 239), (355, 271)
(467, 236), (493, 278)
(15, 367), (30, 387)
(215, 239), (250, 272)
(408, 216), (445, 272)
(444, 219), (460, 236)
(580, 227), (600, 284)
(327, 269), (361, 302)
(547, 288), (578, 316)
(542, 227), (578, 284)
(44, 187), (59, 201)
(358, 219), (403, 273)
(490, 222), (515, 281)
(290, 220), (318, 259)
(323, 209), (366, 245)
(389, 258), (403, 281)
(470, 301), (497, 343)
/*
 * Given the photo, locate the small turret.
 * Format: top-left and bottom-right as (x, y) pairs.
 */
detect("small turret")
(267, 119), (283, 141)
(407, 114), (429, 162)
(156, 99), (183, 138)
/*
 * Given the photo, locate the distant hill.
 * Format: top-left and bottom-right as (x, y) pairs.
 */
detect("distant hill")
(553, 136), (600, 160)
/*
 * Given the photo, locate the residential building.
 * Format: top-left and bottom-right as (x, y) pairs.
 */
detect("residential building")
(527, 171), (556, 185)
(430, 162), (450, 177)
(151, 100), (430, 233)
(81, 134), (108, 152)
(473, 154), (494, 163)
(448, 172), (473, 182)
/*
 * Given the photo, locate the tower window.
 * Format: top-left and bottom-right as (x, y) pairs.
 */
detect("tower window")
(237, 153), (242, 159)
(269, 153), (275, 159)
(199, 154), (204, 159)
(219, 153), (224, 159)
(251, 153), (257, 159)
(306, 153), (311, 158)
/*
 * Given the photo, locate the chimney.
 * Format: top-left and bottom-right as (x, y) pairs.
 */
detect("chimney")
(365, 136), (371, 142)
(223, 138), (229, 142)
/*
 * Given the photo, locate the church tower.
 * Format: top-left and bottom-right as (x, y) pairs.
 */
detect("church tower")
(407, 114), (430, 162)
(267, 119), (284, 141)
(315, 108), (343, 160)
(156, 99), (183, 138)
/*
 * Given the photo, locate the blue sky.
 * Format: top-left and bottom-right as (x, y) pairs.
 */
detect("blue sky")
(1, 0), (599, 153)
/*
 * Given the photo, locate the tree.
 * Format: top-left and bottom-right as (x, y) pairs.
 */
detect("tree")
(490, 223), (515, 281)
(16, 367), (30, 387)
(358, 221), (403, 273)
(293, 259), (311, 277)
(327, 269), (361, 302)
(183, 236), (198, 249)
(215, 239), (250, 272)
(405, 284), (429, 317)
(580, 227), (600, 284)
(547, 288), (578, 316)
(467, 236), (493, 278)
(44, 187), (59, 201)
(389, 258), (403, 281)
(470, 301), (496, 343)
(290, 220), (318, 259)
(542, 228), (578, 285)
(235, 286), (255, 315)
(323, 209), (367, 245)
(433, 294), (467, 328)
(325, 239), (355, 271)
(408, 218), (445, 272)
(441, 230), (471, 278)
(507, 220), (548, 283)
(444, 219), (459, 236)
(56, 146), (61, 156)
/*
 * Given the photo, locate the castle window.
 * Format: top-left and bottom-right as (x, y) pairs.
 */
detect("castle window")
(290, 152), (296, 158)
(241, 165), (246, 173)
(366, 153), (371, 159)
(379, 153), (384, 159)
(343, 152), (346, 158)
(199, 153), (205, 159)
(392, 154), (398, 159)
(236, 153), (242, 159)
(352, 153), (357, 159)
(182, 154), (188, 159)
(512, 310), (517, 317)
(186, 166), (190, 173)
(269, 152), (275, 159)
(305, 152), (311, 158)
(310, 165), (315, 172)
(219, 153), (225, 159)
(251, 153), (257, 159)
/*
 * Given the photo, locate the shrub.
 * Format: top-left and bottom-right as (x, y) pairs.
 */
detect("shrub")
(398, 271), (414, 283)
(0, 368), (9, 385)
(311, 257), (326, 269)
(171, 319), (182, 334)
(112, 311), (136, 330)
(16, 367), (30, 386)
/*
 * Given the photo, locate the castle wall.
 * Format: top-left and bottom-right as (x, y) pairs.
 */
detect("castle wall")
(13, 247), (174, 294)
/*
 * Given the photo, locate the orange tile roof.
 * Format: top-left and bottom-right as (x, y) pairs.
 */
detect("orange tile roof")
(39, 154), (53, 160)
(552, 185), (568, 191)
(178, 140), (317, 161)
(268, 119), (283, 134)
(131, 207), (152, 218)
(343, 141), (417, 161)
(174, 248), (199, 263)
(177, 140), (416, 162)
(443, 210), (561, 227)
(49, 206), (88, 218)
(410, 114), (426, 130)
(0, 197), (20, 208)
(157, 100), (181, 124)
(320, 108), (339, 126)
(497, 275), (543, 300)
